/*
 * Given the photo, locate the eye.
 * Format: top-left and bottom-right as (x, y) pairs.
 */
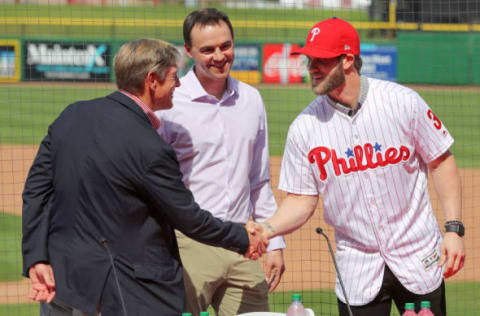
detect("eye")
(221, 42), (232, 51)
(200, 47), (215, 54)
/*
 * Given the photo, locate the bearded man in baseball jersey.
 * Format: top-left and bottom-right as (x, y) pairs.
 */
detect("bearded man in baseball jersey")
(155, 8), (285, 316)
(258, 18), (465, 316)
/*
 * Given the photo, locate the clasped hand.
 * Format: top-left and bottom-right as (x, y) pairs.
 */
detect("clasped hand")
(244, 221), (270, 260)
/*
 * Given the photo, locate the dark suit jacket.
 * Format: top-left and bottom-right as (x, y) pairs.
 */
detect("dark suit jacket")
(22, 91), (249, 316)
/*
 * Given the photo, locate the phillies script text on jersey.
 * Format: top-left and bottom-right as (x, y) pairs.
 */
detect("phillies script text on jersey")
(308, 143), (410, 180)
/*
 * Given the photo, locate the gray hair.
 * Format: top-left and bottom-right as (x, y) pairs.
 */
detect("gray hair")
(114, 39), (178, 94)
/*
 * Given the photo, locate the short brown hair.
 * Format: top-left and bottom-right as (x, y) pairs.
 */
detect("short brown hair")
(354, 55), (363, 73)
(337, 54), (363, 73)
(114, 39), (178, 94)
(183, 8), (234, 47)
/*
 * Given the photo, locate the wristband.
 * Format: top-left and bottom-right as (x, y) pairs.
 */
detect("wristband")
(445, 220), (465, 237)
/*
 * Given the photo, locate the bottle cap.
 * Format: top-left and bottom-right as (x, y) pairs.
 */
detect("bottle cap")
(292, 293), (302, 301)
(405, 303), (415, 310)
(421, 301), (431, 308)
(199, 312), (210, 316)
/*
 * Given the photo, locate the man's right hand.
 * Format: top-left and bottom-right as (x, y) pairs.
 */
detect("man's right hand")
(28, 263), (56, 303)
(244, 221), (269, 260)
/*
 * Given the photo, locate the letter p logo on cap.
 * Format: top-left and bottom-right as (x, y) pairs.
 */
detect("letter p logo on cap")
(310, 27), (320, 42)
(290, 18), (360, 58)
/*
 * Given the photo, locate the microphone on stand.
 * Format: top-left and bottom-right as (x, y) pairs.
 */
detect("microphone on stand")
(316, 227), (353, 316)
(100, 238), (128, 316)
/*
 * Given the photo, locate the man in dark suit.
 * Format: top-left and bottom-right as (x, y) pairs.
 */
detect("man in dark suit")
(22, 38), (267, 316)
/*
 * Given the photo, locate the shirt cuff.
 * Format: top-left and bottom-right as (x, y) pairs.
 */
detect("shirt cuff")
(267, 235), (286, 252)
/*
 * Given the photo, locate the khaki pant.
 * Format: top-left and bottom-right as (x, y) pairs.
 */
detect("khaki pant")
(176, 231), (269, 316)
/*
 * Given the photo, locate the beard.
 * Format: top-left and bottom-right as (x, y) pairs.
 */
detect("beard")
(311, 61), (345, 96)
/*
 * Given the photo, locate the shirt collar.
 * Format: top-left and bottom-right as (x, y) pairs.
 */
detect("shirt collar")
(326, 76), (369, 117)
(120, 90), (161, 130)
(182, 67), (238, 104)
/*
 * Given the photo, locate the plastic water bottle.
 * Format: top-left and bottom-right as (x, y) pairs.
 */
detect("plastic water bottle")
(286, 293), (307, 316)
(181, 313), (192, 316)
(417, 301), (435, 316)
(199, 312), (209, 316)
(402, 302), (417, 316)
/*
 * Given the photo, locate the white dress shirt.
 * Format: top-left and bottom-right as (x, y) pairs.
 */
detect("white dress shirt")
(156, 69), (285, 250)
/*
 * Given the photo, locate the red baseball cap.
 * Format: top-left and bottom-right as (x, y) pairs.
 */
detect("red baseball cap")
(291, 17), (360, 58)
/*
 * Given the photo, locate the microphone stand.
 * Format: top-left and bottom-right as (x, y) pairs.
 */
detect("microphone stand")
(316, 227), (353, 316)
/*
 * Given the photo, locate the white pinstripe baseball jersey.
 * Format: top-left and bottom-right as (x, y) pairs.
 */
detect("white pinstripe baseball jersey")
(278, 77), (453, 305)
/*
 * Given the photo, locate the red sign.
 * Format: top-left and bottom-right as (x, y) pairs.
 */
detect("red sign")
(262, 43), (307, 84)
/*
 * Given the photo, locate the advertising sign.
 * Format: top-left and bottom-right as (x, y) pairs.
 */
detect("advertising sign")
(231, 44), (260, 85)
(262, 43), (307, 84)
(360, 44), (397, 82)
(25, 41), (111, 81)
(0, 40), (20, 83)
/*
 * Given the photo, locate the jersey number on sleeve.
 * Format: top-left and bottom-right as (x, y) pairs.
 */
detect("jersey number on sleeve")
(427, 109), (442, 130)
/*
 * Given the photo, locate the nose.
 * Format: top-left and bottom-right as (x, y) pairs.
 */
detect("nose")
(213, 47), (224, 62)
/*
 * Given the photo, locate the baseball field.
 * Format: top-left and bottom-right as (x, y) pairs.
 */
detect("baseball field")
(0, 83), (479, 315)
(1, 2), (479, 314)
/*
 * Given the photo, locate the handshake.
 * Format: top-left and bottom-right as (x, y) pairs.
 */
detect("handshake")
(243, 221), (275, 260)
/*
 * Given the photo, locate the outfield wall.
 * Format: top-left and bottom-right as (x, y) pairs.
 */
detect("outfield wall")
(1, 32), (480, 85)
(397, 32), (480, 85)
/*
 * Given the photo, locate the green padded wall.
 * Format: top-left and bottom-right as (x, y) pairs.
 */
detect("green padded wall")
(397, 32), (480, 85)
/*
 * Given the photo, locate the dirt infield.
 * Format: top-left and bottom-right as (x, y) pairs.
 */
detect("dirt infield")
(1, 145), (478, 303)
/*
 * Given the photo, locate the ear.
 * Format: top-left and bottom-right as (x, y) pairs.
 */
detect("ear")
(144, 71), (156, 91)
(342, 54), (356, 72)
(184, 43), (193, 59)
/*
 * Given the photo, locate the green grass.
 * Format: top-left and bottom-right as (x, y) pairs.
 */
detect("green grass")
(1, 283), (476, 316)
(0, 85), (115, 145)
(269, 289), (338, 315)
(0, 304), (38, 316)
(0, 4), (372, 42)
(202, 283), (480, 316)
(415, 90), (480, 169)
(0, 85), (479, 167)
(0, 213), (23, 282)
(445, 281), (480, 315)
(262, 86), (317, 156)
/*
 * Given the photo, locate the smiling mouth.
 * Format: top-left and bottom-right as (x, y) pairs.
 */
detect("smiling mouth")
(211, 62), (227, 69)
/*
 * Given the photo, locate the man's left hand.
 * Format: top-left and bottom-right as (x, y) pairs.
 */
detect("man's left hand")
(264, 249), (285, 292)
(439, 232), (465, 278)
(28, 263), (56, 303)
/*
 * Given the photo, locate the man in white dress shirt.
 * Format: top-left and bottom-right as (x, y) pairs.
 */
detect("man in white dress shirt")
(258, 18), (465, 316)
(156, 8), (285, 316)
